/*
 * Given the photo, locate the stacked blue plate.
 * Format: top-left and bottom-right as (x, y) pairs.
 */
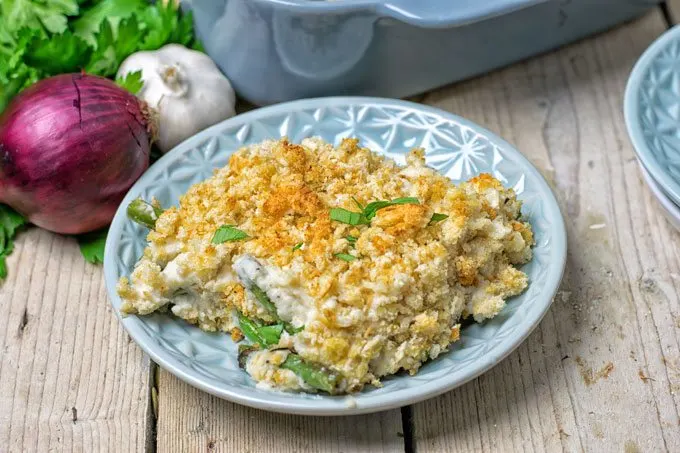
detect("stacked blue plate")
(626, 25), (680, 232)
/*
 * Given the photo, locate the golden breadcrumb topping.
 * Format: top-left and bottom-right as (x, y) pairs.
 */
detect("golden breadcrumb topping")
(118, 137), (534, 392)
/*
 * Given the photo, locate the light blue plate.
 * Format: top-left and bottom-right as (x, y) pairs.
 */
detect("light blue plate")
(626, 25), (680, 206)
(104, 97), (567, 415)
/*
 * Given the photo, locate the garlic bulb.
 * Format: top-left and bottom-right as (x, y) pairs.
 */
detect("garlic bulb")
(117, 44), (236, 153)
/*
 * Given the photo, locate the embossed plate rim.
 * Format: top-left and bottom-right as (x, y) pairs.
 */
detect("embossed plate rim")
(104, 97), (567, 415)
(625, 25), (680, 207)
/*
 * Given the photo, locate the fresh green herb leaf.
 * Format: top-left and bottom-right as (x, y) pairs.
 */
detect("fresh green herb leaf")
(113, 15), (143, 66)
(71, 0), (145, 45)
(0, 28), (43, 110)
(0, 204), (27, 239)
(329, 208), (369, 226)
(390, 197), (420, 205)
(0, 256), (7, 279)
(0, 0), (200, 110)
(85, 19), (118, 75)
(292, 242), (303, 251)
(139, 1), (178, 51)
(1, 0), (80, 37)
(212, 225), (248, 244)
(351, 196), (364, 211)
(77, 227), (108, 264)
(281, 354), (338, 393)
(0, 204), (27, 279)
(362, 201), (392, 220)
(430, 213), (449, 224)
(345, 235), (358, 244)
(334, 253), (357, 262)
(363, 197), (420, 220)
(24, 30), (91, 74)
(116, 69), (143, 94)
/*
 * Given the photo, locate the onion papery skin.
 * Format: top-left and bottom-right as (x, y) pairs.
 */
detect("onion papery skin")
(0, 73), (151, 234)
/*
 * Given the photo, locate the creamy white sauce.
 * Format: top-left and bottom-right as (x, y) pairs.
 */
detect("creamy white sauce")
(233, 254), (317, 327)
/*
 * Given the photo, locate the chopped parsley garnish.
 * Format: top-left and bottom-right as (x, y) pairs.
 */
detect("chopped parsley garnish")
(334, 253), (357, 262)
(389, 197), (420, 205)
(345, 235), (358, 244)
(363, 197), (420, 220)
(77, 227), (108, 264)
(292, 242), (303, 251)
(212, 225), (248, 243)
(331, 197), (421, 225)
(430, 213), (449, 224)
(330, 208), (369, 226)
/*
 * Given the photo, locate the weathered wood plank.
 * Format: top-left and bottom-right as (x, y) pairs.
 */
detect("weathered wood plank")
(156, 371), (404, 453)
(0, 229), (152, 452)
(412, 10), (680, 453)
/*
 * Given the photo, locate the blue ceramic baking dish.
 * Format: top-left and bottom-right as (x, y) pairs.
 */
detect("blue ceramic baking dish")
(187, 0), (661, 105)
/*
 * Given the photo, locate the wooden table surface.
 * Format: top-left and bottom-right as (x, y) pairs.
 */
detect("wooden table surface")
(3, 4), (680, 453)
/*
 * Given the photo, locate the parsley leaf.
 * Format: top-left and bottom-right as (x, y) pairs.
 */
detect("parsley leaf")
(113, 15), (143, 66)
(0, 204), (26, 242)
(77, 227), (108, 264)
(0, 0), (199, 110)
(334, 253), (357, 262)
(330, 208), (369, 226)
(85, 19), (118, 75)
(430, 213), (449, 224)
(116, 69), (143, 94)
(139, 1), (177, 51)
(390, 197), (420, 205)
(0, 204), (27, 279)
(1, 0), (80, 36)
(292, 242), (303, 251)
(212, 225), (248, 244)
(331, 197), (422, 225)
(24, 30), (91, 74)
(345, 235), (358, 244)
(71, 0), (145, 45)
(363, 197), (420, 220)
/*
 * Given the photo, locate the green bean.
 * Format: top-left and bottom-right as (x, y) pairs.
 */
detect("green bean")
(258, 324), (284, 345)
(127, 198), (164, 229)
(281, 354), (339, 394)
(238, 313), (284, 348)
(248, 284), (303, 335)
(249, 284), (278, 315)
(238, 313), (268, 346)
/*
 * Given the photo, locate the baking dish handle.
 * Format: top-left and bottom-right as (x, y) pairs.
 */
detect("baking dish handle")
(378, 0), (550, 29)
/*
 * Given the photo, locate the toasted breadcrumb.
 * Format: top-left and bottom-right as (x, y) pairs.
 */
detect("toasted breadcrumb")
(118, 137), (534, 393)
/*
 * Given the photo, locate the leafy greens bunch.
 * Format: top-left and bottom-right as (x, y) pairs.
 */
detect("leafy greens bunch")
(0, 0), (201, 112)
(0, 0), (201, 271)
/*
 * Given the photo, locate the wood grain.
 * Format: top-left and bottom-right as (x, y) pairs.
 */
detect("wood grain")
(411, 9), (680, 453)
(155, 371), (404, 453)
(0, 229), (152, 452)
(4, 7), (680, 453)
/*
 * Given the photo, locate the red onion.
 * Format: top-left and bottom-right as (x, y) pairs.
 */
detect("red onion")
(0, 73), (154, 234)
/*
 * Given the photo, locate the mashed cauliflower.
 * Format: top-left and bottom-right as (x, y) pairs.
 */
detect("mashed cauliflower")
(118, 137), (534, 393)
